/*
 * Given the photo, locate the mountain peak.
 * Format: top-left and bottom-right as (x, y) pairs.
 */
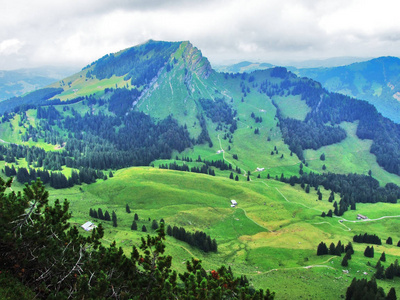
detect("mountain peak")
(178, 41), (212, 79)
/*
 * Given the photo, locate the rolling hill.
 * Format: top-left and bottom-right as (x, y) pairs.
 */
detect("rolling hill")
(1, 40), (400, 298)
(294, 56), (400, 123)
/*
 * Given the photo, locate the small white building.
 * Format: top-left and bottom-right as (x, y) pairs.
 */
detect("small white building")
(81, 221), (97, 231)
(257, 167), (265, 172)
(357, 214), (368, 220)
(231, 200), (238, 206)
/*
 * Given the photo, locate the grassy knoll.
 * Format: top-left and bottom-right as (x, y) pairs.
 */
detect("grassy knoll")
(273, 95), (311, 121)
(42, 166), (400, 299)
(304, 121), (400, 186)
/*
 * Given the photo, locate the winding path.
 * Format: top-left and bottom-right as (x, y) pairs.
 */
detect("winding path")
(236, 207), (271, 232)
(275, 187), (323, 213)
(242, 256), (337, 276)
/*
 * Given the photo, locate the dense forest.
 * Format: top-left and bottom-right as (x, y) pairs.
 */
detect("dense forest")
(86, 40), (180, 86)
(0, 87), (63, 115)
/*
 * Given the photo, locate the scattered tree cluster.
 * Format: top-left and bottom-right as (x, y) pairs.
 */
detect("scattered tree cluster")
(374, 258), (400, 281)
(316, 240), (353, 257)
(353, 233), (382, 245)
(346, 278), (394, 300)
(364, 246), (375, 258)
(280, 172), (400, 218)
(0, 177), (274, 299)
(89, 208), (117, 227)
(166, 225), (217, 253)
(250, 112), (263, 123)
(199, 98), (237, 127)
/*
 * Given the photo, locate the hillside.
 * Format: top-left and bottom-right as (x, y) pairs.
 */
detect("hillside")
(1, 40), (400, 298)
(294, 56), (400, 123)
(218, 57), (400, 123)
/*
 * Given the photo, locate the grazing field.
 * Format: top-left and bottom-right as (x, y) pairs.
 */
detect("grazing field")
(304, 121), (400, 186)
(43, 166), (400, 299)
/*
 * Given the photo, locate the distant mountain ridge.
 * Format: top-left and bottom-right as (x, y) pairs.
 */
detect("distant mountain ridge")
(0, 67), (77, 102)
(217, 56), (400, 123)
(294, 56), (400, 123)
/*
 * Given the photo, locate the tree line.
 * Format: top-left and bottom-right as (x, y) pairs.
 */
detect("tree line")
(353, 233), (382, 245)
(166, 225), (218, 253)
(4, 165), (105, 189)
(89, 208), (118, 227)
(279, 172), (400, 218)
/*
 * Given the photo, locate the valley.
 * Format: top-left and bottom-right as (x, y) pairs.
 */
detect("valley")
(1, 40), (400, 299)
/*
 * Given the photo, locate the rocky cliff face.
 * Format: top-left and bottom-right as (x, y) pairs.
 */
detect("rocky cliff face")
(179, 41), (213, 79)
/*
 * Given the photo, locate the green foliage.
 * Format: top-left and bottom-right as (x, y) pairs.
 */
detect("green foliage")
(199, 98), (236, 126)
(0, 87), (63, 115)
(90, 40), (180, 85)
(0, 177), (274, 299)
(346, 277), (386, 300)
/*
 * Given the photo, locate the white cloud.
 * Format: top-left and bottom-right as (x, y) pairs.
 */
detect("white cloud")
(1, 0), (400, 69)
(0, 39), (24, 55)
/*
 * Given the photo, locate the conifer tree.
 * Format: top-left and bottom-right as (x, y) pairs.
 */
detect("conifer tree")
(387, 237), (393, 245)
(167, 225), (172, 236)
(134, 213), (139, 221)
(380, 252), (386, 262)
(104, 210), (111, 221)
(131, 220), (137, 230)
(341, 255), (348, 267)
(151, 219), (159, 230)
(112, 211), (117, 227)
(142, 225), (147, 232)
(98, 208), (104, 220)
(317, 242), (328, 256)
(126, 204), (131, 213)
(329, 242), (336, 255)
(345, 242), (354, 255)
(374, 260), (384, 279)
(335, 241), (343, 256)
(387, 288), (396, 300)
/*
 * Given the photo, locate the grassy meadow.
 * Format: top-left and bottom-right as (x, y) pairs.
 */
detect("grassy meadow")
(30, 166), (400, 299)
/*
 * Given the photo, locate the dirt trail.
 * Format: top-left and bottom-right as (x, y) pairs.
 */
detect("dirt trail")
(236, 207), (271, 232)
(242, 256), (337, 276)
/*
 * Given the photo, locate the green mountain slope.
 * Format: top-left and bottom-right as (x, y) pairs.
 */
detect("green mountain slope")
(2, 41), (400, 184)
(2, 40), (400, 298)
(294, 56), (400, 123)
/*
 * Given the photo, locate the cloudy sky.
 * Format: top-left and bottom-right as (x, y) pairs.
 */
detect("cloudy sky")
(1, 0), (400, 70)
